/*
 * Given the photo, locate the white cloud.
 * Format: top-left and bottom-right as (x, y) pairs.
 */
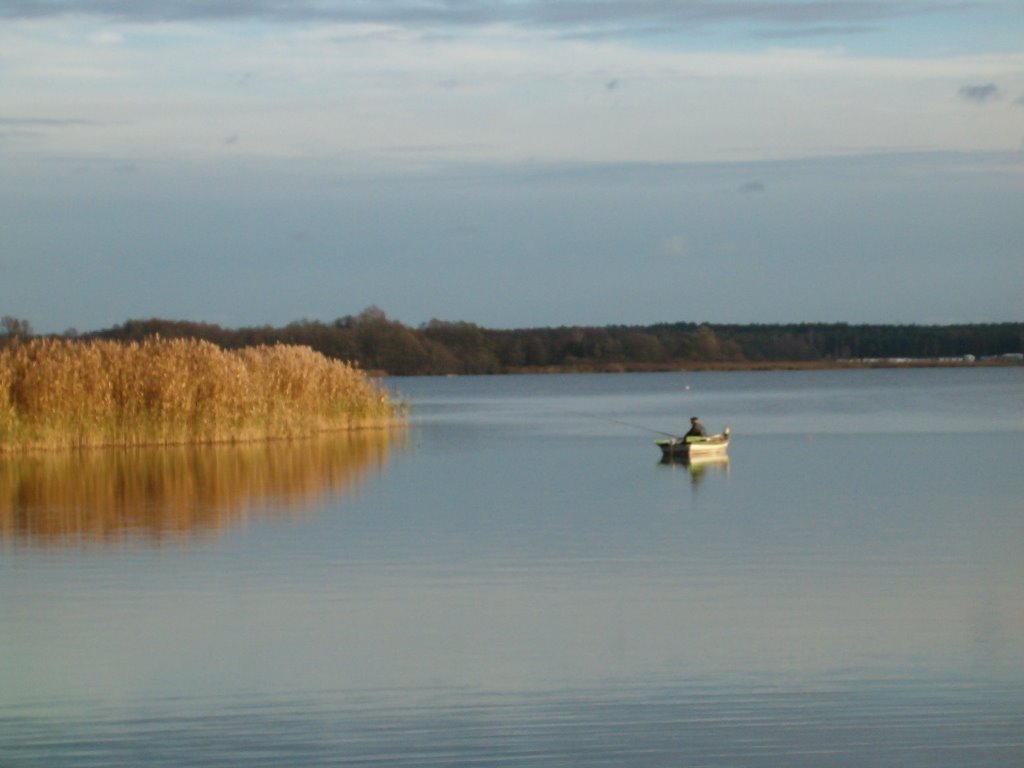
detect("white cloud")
(654, 235), (692, 261)
(88, 30), (124, 45)
(2, 16), (1023, 170)
(0, 0), (965, 33)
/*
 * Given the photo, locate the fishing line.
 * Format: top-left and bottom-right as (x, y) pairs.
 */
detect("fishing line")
(563, 410), (681, 439)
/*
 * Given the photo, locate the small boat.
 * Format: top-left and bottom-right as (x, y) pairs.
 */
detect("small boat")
(656, 427), (730, 459)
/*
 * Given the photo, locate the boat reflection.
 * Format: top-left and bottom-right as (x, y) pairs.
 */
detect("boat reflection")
(659, 453), (730, 486)
(0, 431), (400, 546)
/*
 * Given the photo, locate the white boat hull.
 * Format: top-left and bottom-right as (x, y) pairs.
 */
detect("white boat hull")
(656, 429), (730, 459)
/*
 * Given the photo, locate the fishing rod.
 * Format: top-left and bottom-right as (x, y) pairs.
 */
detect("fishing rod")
(566, 410), (682, 439)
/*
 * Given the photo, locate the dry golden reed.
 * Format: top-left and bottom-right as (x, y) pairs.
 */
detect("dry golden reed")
(0, 337), (400, 451)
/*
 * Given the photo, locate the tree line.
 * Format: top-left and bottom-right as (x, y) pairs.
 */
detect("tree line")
(3, 310), (1022, 375)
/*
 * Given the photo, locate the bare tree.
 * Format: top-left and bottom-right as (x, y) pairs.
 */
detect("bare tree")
(1, 316), (33, 340)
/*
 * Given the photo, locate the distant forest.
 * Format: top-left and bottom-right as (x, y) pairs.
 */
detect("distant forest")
(3, 310), (1022, 376)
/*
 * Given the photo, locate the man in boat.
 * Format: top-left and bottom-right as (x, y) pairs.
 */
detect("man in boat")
(684, 416), (707, 438)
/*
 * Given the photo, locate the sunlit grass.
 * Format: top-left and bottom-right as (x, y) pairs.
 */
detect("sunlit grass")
(0, 337), (402, 451)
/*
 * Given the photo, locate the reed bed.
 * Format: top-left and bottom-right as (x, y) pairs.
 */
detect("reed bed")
(0, 337), (401, 451)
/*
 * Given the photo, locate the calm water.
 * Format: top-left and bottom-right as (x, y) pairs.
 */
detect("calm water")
(2, 368), (1022, 766)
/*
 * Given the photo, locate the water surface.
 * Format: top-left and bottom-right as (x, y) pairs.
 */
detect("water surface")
(2, 369), (1022, 766)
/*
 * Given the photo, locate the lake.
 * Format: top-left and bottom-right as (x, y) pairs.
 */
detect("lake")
(2, 368), (1022, 766)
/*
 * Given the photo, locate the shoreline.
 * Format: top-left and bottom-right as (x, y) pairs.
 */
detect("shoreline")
(497, 358), (1022, 375)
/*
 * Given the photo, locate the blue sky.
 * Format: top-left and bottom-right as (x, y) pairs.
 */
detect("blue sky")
(2, 1), (1022, 333)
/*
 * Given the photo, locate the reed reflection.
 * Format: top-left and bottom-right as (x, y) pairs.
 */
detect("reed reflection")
(0, 431), (400, 546)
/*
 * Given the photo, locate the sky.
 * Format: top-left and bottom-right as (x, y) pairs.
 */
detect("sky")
(2, 1), (1023, 334)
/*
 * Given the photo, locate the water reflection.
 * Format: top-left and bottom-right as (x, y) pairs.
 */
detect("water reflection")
(0, 431), (399, 546)
(658, 453), (730, 486)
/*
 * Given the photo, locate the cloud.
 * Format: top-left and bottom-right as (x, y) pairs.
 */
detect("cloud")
(0, 0), (961, 37)
(88, 30), (124, 45)
(958, 83), (1001, 103)
(0, 117), (96, 142)
(751, 24), (879, 39)
(4, 5), (1020, 170)
(0, 117), (95, 127)
(654, 235), (691, 262)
